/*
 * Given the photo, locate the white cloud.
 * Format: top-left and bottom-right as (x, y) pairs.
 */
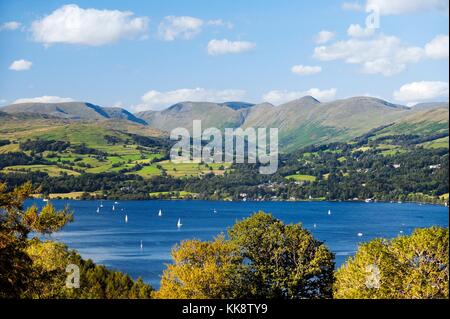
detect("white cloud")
(0, 21), (21, 31)
(394, 81), (449, 104)
(425, 35), (449, 59)
(262, 88), (337, 105)
(365, 0), (449, 15)
(291, 65), (322, 75)
(30, 4), (148, 46)
(347, 24), (375, 38)
(158, 16), (203, 41)
(135, 88), (247, 111)
(207, 19), (234, 29)
(315, 30), (335, 44)
(313, 35), (425, 76)
(342, 2), (364, 11)
(207, 39), (256, 56)
(9, 59), (32, 71)
(13, 96), (75, 104)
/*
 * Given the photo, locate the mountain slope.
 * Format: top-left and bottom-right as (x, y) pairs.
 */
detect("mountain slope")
(136, 96), (448, 151)
(136, 102), (247, 131)
(1, 102), (146, 125)
(2, 97), (448, 152)
(374, 106), (449, 137)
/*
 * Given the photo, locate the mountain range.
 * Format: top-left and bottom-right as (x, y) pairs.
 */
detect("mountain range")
(1, 97), (448, 151)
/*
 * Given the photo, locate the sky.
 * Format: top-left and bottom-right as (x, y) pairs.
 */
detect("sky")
(0, 0), (449, 111)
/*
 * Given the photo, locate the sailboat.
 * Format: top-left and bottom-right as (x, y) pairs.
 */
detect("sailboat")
(96, 207), (100, 213)
(100, 201), (104, 208)
(213, 208), (217, 214)
(115, 201), (119, 205)
(177, 218), (183, 229)
(125, 214), (128, 223)
(158, 209), (162, 217)
(313, 223), (317, 229)
(328, 210), (331, 215)
(112, 205), (115, 211)
(43, 198), (49, 202)
(140, 240), (143, 250)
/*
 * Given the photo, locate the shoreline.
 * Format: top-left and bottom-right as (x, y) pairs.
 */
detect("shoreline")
(31, 195), (449, 207)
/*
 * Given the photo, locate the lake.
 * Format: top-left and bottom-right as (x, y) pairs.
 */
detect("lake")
(26, 200), (449, 288)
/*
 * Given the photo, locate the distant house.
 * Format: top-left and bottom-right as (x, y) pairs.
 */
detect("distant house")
(429, 164), (441, 169)
(392, 164), (401, 169)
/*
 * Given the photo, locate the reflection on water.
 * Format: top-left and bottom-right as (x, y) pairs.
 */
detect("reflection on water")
(27, 199), (449, 288)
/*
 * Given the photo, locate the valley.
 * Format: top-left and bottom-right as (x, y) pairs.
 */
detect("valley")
(0, 96), (448, 203)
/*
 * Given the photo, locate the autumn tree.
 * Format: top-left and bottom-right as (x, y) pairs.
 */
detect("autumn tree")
(154, 235), (245, 299)
(1, 182), (153, 299)
(334, 227), (449, 299)
(155, 212), (335, 299)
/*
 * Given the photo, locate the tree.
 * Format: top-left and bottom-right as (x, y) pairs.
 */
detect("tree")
(1, 182), (153, 299)
(155, 212), (335, 299)
(228, 212), (335, 299)
(154, 235), (245, 299)
(334, 227), (449, 299)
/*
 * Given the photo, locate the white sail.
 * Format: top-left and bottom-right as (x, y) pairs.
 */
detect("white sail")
(140, 240), (143, 249)
(328, 210), (331, 215)
(125, 214), (128, 223)
(112, 205), (115, 211)
(177, 218), (182, 229)
(96, 207), (100, 213)
(158, 209), (162, 217)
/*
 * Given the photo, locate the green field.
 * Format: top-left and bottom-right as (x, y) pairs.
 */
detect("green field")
(157, 161), (231, 178)
(422, 136), (449, 149)
(0, 143), (20, 154)
(285, 174), (317, 182)
(2, 165), (80, 177)
(132, 165), (162, 177)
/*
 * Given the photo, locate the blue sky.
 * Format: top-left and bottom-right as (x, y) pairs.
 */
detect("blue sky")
(0, 0), (448, 111)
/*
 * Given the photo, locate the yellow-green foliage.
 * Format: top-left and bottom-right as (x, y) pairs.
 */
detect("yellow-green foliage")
(23, 204), (73, 235)
(334, 227), (449, 299)
(154, 235), (243, 299)
(155, 212), (335, 299)
(0, 182), (153, 299)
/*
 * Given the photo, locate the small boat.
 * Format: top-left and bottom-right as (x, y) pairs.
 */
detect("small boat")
(177, 218), (183, 229)
(43, 198), (49, 202)
(112, 205), (115, 211)
(100, 201), (104, 208)
(158, 209), (162, 217)
(399, 230), (404, 234)
(125, 214), (128, 223)
(96, 207), (100, 213)
(328, 210), (331, 215)
(313, 224), (317, 229)
(140, 240), (143, 250)
(213, 208), (217, 214)
(357, 232), (363, 237)
(115, 201), (119, 205)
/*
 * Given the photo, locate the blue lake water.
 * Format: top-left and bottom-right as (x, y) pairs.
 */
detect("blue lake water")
(26, 200), (449, 288)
